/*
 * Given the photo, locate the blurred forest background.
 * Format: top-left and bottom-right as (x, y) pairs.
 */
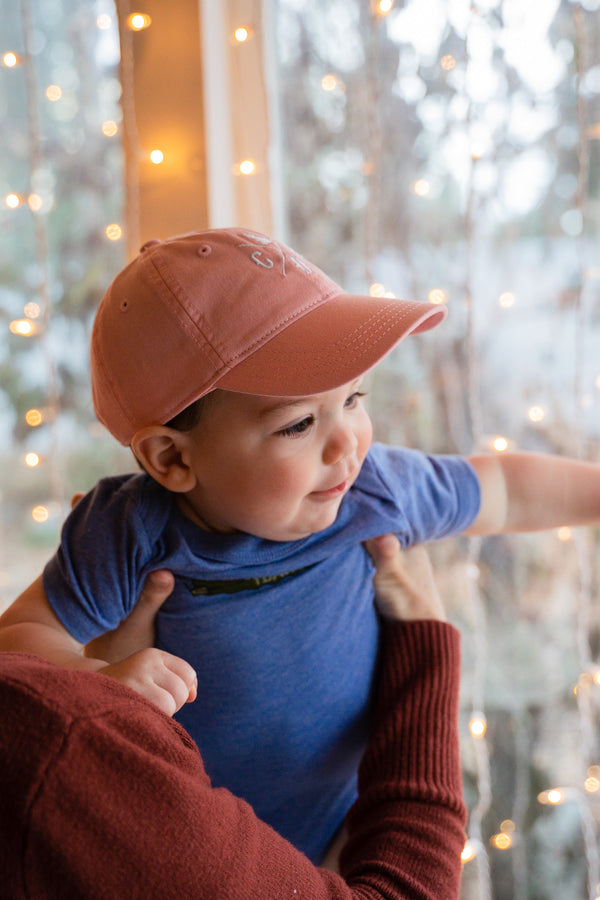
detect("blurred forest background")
(2, 0), (600, 897)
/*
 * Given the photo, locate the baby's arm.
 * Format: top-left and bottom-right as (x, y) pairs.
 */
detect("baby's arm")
(0, 575), (196, 717)
(466, 452), (600, 535)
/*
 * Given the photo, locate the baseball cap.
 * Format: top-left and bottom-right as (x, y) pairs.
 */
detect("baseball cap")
(91, 227), (447, 445)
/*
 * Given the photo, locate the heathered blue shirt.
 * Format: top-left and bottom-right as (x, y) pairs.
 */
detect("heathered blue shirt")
(43, 443), (480, 862)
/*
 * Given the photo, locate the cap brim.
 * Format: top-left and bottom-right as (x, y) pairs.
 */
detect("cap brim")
(216, 293), (446, 397)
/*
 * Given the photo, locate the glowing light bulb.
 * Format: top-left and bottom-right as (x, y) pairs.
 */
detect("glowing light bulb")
(238, 159), (257, 175)
(469, 713), (487, 739)
(528, 406), (545, 423)
(538, 788), (564, 805)
(428, 288), (447, 305)
(498, 291), (515, 308)
(105, 223), (123, 241)
(25, 452), (40, 467)
(127, 12), (152, 31)
(369, 283), (386, 297)
(413, 179), (430, 196)
(150, 149), (164, 164)
(491, 436), (508, 452)
(28, 194), (42, 211)
(375, 0), (393, 14)
(31, 505), (49, 523)
(25, 409), (43, 427)
(500, 820), (515, 833)
(24, 302), (40, 318)
(6, 193), (21, 209)
(441, 54), (456, 71)
(321, 74), (338, 92)
(9, 319), (35, 336)
(102, 120), (118, 137)
(2, 52), (18, 67)
(96, 14), (112, 30)
(491, 832), (512, 849)
(234, 26), (250, 42)
(461, 841), (476, 863)
(585, 776), (600, 793)
(46, 85), (62, 102)
(556, 526), (571, 541)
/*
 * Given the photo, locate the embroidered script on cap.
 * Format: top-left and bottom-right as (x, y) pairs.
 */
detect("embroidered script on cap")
(237, 231), (313, 275)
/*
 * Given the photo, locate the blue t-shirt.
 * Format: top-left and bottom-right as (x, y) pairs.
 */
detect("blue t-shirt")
(43, 443), (480, 862)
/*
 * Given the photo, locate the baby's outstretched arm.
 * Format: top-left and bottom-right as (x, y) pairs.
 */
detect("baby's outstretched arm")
(0, 574), (196, 717)
(466, 451), (600, 535)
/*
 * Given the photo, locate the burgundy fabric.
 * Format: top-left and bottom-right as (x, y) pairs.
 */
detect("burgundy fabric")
(1, 621), (465, 899)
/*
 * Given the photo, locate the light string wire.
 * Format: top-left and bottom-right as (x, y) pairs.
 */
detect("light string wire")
(19, 0), (64, 506)
(462, 3), (492, 897)
(116, 0), (141, 256)
(571, 5), (599, 896)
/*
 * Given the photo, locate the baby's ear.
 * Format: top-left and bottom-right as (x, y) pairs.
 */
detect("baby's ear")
(131, 426), (196, 492)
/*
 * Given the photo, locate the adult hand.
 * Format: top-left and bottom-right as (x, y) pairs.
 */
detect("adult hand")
(365, 534), (446, 622)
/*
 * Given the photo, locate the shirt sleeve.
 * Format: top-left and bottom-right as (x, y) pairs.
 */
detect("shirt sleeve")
(42, 476), (154, 643)
(364, 444), (481, 545)
(10, 621), (465, 900)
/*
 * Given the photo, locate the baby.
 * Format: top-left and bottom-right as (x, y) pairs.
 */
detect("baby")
(2, 227), (600, 862)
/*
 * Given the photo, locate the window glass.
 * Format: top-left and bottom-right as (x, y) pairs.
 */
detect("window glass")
(275, 1), (600, 896)
(0, 0), (129, 597)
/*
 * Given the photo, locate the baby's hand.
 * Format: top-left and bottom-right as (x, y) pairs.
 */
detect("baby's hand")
(101, 648), (197, 717)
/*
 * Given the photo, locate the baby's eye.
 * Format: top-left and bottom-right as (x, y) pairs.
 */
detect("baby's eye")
(345, 390), (367, 409)
(278, 415), (314, 438)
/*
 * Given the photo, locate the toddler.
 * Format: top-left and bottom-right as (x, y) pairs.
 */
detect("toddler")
(2, 227), (600, 863)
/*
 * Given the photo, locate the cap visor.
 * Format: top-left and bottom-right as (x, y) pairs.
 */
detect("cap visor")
(216, 294), (446, 397)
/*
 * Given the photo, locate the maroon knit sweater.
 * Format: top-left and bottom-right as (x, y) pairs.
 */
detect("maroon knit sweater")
(1, 620), (465, 899)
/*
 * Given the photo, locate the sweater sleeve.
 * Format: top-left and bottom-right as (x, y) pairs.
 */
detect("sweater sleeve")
(9, 621), (465, 900)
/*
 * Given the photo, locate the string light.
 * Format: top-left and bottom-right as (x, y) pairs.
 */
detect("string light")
(5, 193), (21, 208)
(441, 54), (456, 71)
(234, 26), (250, 42)
(105, 223), (123, 241)
(374, 0), (394, 15)
(461, 841), (476, 862)
(25, 409), (43, 427)
(45, 84), (62, 102)
(369, 282), (385, 297)
(31, 505), (49, 523)
(24, 452), (40, 467)
(498, 291), (515, 308)
(9, 319), (36, 336)
(413, 179), (430, 196)
(127, 13), (152, 31)
(527, 405), (545, 423)
(237, 159), (257, 175)
(2, 52), (19, 67)
(149, 149), (164, 164)
(96, 14), (112, 30)
(428, 288), (447, 305)
(557, 526), (572, 541)
(102, 120), (118, 137)
(24, 302), (40, 318)
(491, 436), (508, 452)
(469, 712), (488, 739)
(321, 74), (339, 92)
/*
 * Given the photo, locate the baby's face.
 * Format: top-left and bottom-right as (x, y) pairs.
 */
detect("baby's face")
(179, 379), (373, 541)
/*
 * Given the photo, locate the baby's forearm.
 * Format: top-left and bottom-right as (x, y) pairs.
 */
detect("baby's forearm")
(468, 452), (600, 534)
(0, 621), (106, 672)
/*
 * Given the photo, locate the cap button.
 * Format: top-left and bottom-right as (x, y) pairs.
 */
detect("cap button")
(140, 238), (162, 252)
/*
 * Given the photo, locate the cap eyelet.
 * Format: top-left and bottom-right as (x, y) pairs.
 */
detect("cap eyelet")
(197, 244), (212, 257)
(140, 239), (161, 252)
